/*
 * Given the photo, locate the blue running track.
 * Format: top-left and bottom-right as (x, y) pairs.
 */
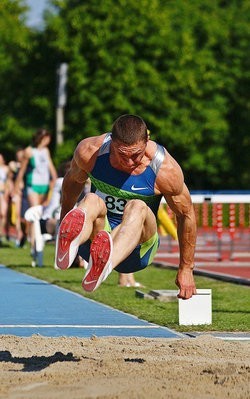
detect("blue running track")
(0, 265), (182, 339)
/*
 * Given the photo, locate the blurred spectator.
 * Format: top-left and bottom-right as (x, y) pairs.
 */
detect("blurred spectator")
(14, 129), (57, 246)
(0, 154), (9, 244)
(24, 161), (89, 268)
(24, 161), (68, 266)
(118, 273), (143, 288)
(7, 148), (25, 246)
(14, 128), (57, 207)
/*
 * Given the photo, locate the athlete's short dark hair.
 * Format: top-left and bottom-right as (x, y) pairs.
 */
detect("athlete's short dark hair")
(111, 114), (148, 145)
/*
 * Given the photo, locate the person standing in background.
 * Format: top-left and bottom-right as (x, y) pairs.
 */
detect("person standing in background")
(7, 148), (25, 246)
(15, 129), (57, 207)
(14, 129), (57, 246)
(0, 154), (9, 244)
(118, 273), (143, 287)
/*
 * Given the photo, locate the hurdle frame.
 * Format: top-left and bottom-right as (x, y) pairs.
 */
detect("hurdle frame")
(161, 192), (250, 261)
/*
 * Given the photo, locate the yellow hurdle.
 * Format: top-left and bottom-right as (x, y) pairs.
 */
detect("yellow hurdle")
(157, 206), (177, 240)
(158, 222), (168, 236)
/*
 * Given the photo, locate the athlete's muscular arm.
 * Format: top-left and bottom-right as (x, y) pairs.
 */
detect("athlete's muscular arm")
(60, 135), (106, 221)
(60, 141), (90, 221)
(165, 185), (197, 299)
(156, 152), (197, 299)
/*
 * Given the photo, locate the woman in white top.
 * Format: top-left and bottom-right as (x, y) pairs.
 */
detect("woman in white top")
(15, 129), (57, 207)
(14, 129), (57, 247)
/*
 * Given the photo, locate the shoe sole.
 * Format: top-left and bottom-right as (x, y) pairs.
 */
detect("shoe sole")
(55, 208), (85, 270)
(82, 231), (112, 292)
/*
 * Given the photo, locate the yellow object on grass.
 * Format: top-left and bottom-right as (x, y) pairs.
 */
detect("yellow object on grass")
(10, 202), (16, 226)
(157, 206), (177, 240)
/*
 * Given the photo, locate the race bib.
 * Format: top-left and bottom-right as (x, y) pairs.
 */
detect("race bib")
(95, 190), (127, 214)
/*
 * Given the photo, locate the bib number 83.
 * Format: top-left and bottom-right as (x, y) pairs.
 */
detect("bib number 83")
(105, 195), (127, 213)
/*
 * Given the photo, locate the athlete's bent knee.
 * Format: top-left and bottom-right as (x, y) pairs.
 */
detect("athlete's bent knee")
(124, 199), (148, 216)
(79, 192), (106, 215)
(80, 192), (104, 206)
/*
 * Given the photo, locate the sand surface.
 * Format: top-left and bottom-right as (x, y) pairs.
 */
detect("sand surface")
(0, 334), (249, 399)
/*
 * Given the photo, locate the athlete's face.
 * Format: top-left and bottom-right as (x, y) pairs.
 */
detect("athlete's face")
(111, 140), (147, 172)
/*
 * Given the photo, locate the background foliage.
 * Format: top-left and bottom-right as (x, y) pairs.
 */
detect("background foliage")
(0, 0), (249, 189)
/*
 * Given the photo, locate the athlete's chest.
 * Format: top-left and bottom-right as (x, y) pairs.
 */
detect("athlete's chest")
(90, 154), (156, 195)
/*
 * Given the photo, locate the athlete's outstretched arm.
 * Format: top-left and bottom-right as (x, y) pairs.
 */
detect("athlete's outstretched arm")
(164, 184), (197, 299)
(60, 146), (89, 221)
(60, 135), (107, 221)
(156, 152), (197, 299)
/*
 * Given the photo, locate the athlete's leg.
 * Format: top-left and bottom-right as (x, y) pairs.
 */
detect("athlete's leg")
(55, 193), (107, 269)
(77, 192), (107, 242)
(82, 199), (157, 292)
(110, 199), (157, 268)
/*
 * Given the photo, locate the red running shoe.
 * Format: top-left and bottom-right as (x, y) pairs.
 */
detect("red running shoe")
(82, 231), (113, 292)
(55, 208), (86, 270)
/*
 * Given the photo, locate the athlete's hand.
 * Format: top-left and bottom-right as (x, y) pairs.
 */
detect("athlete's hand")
(175, 268), (196, 300)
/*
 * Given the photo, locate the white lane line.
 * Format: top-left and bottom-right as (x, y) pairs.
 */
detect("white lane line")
(0, 324), (162, 329)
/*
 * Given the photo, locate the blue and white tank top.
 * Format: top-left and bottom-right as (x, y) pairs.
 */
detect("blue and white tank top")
(88, 133), (165, 225)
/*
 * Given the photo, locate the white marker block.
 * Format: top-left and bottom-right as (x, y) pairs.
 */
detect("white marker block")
(178, 289), (212, 325)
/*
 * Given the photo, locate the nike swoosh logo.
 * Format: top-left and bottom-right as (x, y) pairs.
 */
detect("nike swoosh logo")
(58, 252), (68, 262)
(83, 278), (97, 285)
(131, 185), (148, 191)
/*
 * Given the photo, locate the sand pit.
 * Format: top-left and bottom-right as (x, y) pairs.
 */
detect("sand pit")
(0, 334), (249, 398)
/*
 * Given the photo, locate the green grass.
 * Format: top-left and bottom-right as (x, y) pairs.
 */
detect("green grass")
(1, 241), (250, 332)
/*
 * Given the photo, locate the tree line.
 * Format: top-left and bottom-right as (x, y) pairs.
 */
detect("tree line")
(0, 0), (249, 189)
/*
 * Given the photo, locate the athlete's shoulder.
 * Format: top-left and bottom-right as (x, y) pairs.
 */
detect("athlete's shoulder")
(76, 133), (107, 155)
(155, 149), (184, 196)
(74, 133), (108, 171)
(146, 140), (160, 158)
